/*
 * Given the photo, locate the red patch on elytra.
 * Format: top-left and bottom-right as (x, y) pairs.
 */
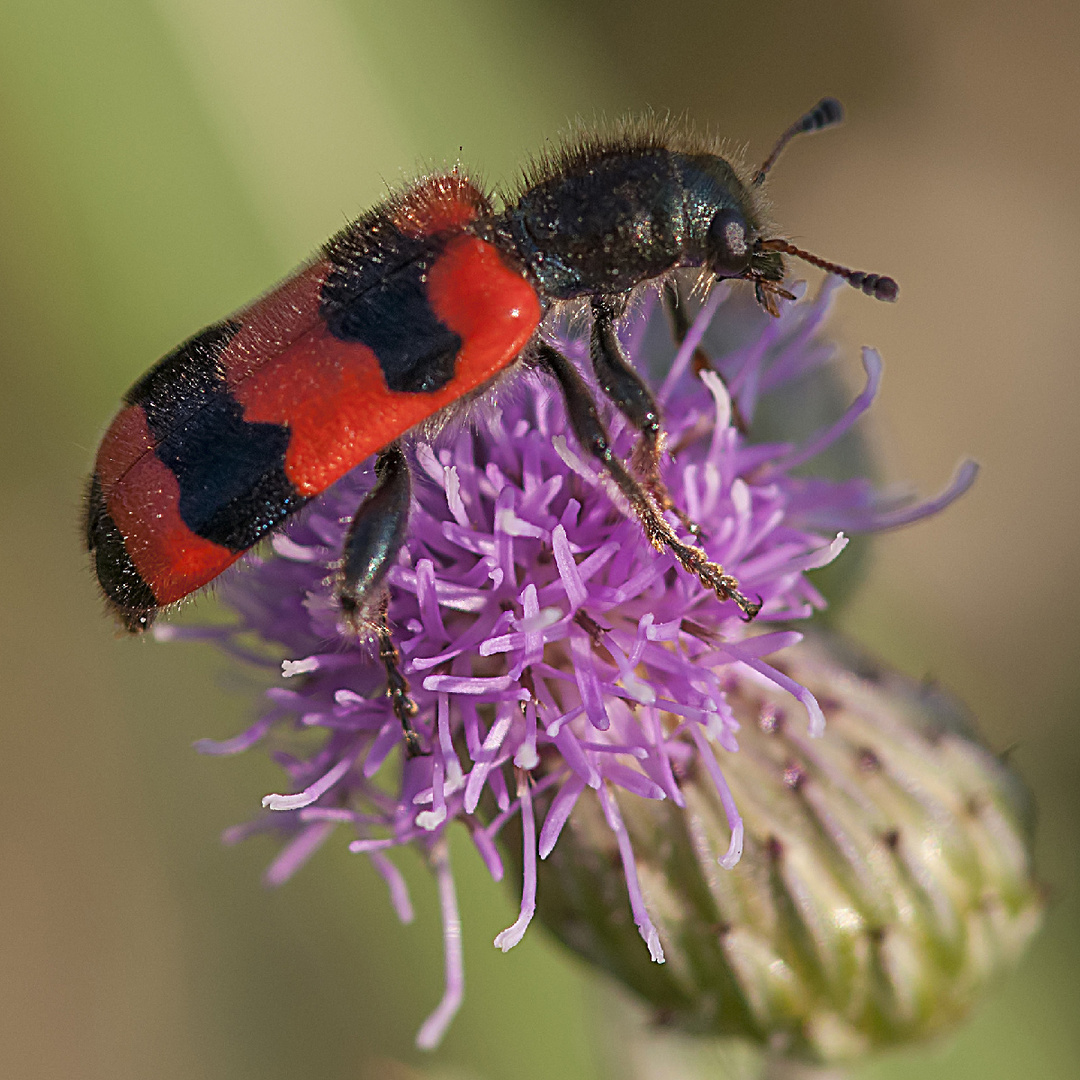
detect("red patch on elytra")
(235, 237), (540, 496)
(390, 175), (491, 238)
(230, 324), (388, 494)
(221, 260), (329, 388)
(94, 405), (156, 491)
(427, 235), (540, 356)
(100, 407), (239, 602)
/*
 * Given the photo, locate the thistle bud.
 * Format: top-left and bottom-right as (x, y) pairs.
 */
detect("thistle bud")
(522, 634), (1043, 1063)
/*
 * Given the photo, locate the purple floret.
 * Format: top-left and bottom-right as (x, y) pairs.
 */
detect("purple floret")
(167, 277), (975, 1047)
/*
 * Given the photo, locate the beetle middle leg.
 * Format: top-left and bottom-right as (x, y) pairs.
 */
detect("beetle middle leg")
(339, 443), (424, 756)
(539, 341), (760, 620)
(590, 294), (701, 536)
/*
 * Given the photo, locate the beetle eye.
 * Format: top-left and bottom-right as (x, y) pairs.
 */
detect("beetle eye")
(708, 208), (751, 276)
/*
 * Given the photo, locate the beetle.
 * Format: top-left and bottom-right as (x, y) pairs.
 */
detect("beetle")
(86, 98), (896, 750)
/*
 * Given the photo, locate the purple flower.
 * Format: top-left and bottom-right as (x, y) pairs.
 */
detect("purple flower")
(160, 277), (975, 1048)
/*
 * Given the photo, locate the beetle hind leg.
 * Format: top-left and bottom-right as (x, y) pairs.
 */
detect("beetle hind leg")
(373, 596), (424, 758)
(339, 444), (424, 756)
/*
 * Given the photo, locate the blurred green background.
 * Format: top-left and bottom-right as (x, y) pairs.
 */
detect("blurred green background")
(1, 1), (1077, 1077)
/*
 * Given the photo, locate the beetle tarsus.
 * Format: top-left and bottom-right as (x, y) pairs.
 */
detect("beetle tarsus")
(374, 601), (424, 758)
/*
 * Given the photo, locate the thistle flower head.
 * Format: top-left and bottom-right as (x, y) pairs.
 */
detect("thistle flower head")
(527, 632), (1043, 1062)
(166, 278), (978, 1048)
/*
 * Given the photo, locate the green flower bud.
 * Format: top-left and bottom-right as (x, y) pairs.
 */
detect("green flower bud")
(520, 635), (1043, 1063)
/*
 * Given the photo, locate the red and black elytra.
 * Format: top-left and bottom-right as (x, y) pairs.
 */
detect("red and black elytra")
(86, 99), (896, 677)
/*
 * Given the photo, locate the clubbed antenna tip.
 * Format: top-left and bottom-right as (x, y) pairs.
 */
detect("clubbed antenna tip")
(758, 238), (899, 302)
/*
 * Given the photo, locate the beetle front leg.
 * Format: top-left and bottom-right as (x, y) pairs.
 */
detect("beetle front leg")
(339, 444), (423, 756)
(590, 295), (701, 536)
(539, 342), (760, 620)
(661, 279), (710, 376)
(661, 279), (749, 434)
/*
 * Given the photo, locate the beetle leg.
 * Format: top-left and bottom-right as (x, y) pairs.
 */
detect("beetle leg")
(539, 342), (760, 620)
(339, 444), (423, 756)
(590, 295), (700, 537)
(590, 295), (662, 472)
(373, 596), (423, 758)
(662, 279), (710, 376)
(661, 280), (749, 433)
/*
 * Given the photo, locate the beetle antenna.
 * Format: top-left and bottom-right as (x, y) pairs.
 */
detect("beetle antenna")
(752, 97), (844, 187)
(758, 238), (899, 302)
